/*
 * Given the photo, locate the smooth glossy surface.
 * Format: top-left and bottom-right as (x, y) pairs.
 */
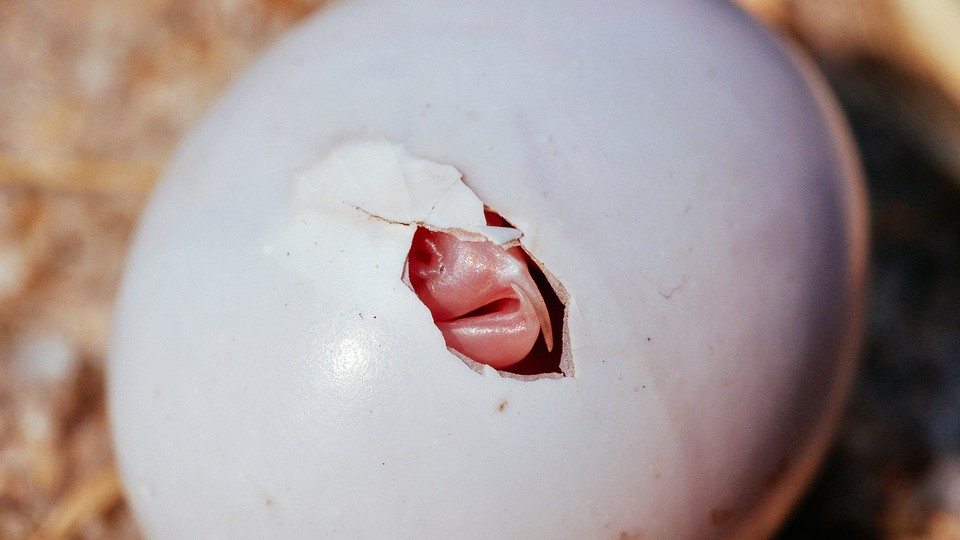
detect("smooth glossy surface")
(109, 1), (868, 538)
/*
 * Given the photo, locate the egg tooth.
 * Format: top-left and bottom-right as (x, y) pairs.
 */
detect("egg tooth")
(505, 246), (554, 353)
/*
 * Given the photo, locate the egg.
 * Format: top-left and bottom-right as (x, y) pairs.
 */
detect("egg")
(108, 0), (868, 538)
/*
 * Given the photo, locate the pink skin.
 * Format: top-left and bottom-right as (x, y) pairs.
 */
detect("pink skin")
(407, 227), (553, 370)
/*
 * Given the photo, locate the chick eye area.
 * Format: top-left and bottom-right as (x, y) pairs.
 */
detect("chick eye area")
(409, 237), (443, 272)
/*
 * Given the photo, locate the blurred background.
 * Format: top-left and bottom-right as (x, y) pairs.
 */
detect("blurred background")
(0, 0), (958, 538)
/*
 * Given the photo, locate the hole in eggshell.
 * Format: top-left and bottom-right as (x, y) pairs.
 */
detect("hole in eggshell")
(404, 208), (569, 378)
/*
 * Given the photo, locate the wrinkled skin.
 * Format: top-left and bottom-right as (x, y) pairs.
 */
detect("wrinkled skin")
(407, 227), (552, 370)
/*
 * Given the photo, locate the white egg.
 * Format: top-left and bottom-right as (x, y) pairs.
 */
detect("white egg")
(109, 0), (868, 538)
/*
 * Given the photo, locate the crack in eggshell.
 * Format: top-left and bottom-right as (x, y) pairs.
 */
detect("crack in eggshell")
(294, 137), (522, 243)
(290, 137), (574, 378)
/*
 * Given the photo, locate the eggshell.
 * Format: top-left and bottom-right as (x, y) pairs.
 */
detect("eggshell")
(108, 0), (868, 538)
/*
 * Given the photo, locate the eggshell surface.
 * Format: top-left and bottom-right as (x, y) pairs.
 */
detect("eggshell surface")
(109, 0), (868, 538)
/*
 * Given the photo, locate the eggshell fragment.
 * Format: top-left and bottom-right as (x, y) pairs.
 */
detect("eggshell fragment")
(109, 1), (868, 538)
